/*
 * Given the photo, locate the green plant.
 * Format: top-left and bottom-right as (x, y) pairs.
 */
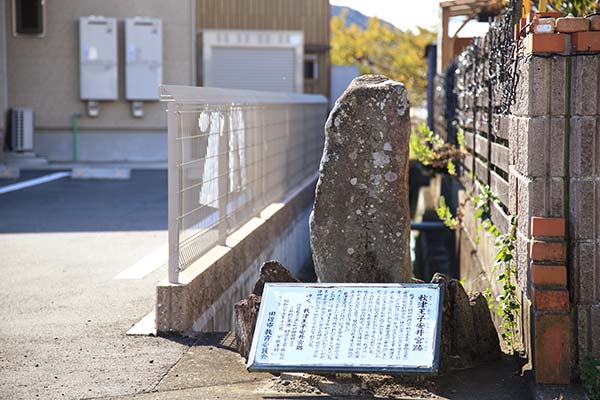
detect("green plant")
(474, 184), (500, 239)
(580, 354), (600, 400)
(483, 287), (494, 310)
(456, 128), (466, 152)
(436, 196), (459, 229)
(547, 0), (599, 16)
(410, 124), (466, 175)
(494, 214), (520, 352)
(438, 182), (520, 350)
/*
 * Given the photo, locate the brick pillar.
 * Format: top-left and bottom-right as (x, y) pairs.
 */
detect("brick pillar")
(530, 217), (571, 384)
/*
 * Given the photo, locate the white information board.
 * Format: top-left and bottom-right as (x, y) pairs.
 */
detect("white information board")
(247, 283), (443, 373)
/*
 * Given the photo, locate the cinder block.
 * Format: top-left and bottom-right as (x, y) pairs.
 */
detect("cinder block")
(569, 180), (597, 240)
(591, 305), (600, 358)
(531, 217), (565, 238)
(556, 16), (589, 33)
(531, 264), (567, 287)
(517, 175), (531, 234)
(549, 117), (566, 177)
(549, 58), (567, 116)
(534, 312), (572, 384)
(571, 57), (600, 116)
(577, 305), (590, 361)
(529, 57), (552, 117)
(521, 117), (548, 177)
(571, 242), (597, 304)
(529, 178), (549, 219)
(513, 62), (531, 117)
(569, 117), (597, 177)
(530, 240), (566, 263)
(508, 116), (521, 166)
(509, 172), (518, 216)
(516, 232), (530, 290)
(548, 178), (565, 217)
(531, 286), (570, 311)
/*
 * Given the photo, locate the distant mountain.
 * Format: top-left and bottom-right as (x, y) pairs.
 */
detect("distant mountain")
(331, 5), (399, 31)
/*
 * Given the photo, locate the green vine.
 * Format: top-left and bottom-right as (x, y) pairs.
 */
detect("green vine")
(412, 123), (520, 350)
(435, 185), (520, 351)
(436, 197), (458, 229)
(580, 354), (600, 400)
(494, 214), (520, 351)
(473, 184), (500, 241)
(410, 124), (466, 176)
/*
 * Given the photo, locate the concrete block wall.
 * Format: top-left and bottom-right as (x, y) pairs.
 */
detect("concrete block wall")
(436, 47), (600, 382)
(569, 55), (600, 363)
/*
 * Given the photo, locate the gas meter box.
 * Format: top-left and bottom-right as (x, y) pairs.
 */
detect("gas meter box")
(125, 17), (163, 101)
(79, 16), (118, 100)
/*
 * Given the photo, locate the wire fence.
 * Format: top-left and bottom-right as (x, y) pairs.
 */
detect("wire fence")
(161, 85), (328, 283)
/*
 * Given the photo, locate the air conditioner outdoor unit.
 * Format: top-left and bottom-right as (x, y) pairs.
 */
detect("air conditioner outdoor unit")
(11, 108), (34, 152)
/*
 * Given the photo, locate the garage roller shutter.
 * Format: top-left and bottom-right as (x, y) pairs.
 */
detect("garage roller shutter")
(210, 47), (297, 93)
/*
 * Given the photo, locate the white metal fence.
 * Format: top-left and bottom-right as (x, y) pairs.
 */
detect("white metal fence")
(161, 85), (328, 283)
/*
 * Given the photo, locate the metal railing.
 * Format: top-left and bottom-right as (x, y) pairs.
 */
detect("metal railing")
(161, 85), (328, 283)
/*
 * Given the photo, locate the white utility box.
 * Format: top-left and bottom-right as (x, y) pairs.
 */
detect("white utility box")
(10, 108), (34, 152)
(125, 17), (162, 101)
(79, 16), (118, 100)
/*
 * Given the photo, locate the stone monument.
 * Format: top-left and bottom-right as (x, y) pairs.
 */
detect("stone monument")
(310, 75), (412, 283)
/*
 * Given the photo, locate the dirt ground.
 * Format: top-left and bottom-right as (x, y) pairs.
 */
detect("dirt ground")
(266, 356), (531, 399)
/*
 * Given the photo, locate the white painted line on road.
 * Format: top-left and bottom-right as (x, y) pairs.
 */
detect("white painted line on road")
(0, 171), (71, 194)
(114, 243), (168, 280)
(127, 310), (156, 336)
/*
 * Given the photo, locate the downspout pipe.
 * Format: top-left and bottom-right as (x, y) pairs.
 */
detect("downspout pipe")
(72, 113), (81, 162)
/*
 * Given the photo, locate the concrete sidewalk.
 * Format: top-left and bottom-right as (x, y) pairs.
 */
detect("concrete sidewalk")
(109, 332), (536, 400)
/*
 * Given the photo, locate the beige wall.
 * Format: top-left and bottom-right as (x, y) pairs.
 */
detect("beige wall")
(196, 0), (331, 98)
(6, 0), (195, 131)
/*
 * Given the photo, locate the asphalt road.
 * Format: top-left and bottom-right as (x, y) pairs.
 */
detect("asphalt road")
(0, 170), (193, 399)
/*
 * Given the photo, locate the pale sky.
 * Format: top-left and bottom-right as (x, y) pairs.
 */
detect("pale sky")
(330, 0), (492, 37)
(329, 0), (440, 31)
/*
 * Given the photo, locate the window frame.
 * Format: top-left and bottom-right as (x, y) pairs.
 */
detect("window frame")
(12, 0), (46, 37)
(303, 54), (319, 81)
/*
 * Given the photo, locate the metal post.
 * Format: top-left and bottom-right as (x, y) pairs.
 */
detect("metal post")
(217, 110), (230, 244)
(167, 101), (180, 284)
(72, 113), (81, 161)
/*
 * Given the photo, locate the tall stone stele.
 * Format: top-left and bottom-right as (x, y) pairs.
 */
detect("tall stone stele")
(310, 75), (412, 283)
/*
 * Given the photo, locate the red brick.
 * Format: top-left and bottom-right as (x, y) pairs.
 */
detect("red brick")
(571, 32), (600, 52)
(530, 217), (565, 237)
(590, 15), (600, 31)
(556, 16), (590, 33)
(531, 264), (567, 287)
(531, 286), (570, 311)
(534, 312), (572, 384)
(527, 11), (561, 24)
(523, 33), (566, 54)
(530, 241), (565, 262)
